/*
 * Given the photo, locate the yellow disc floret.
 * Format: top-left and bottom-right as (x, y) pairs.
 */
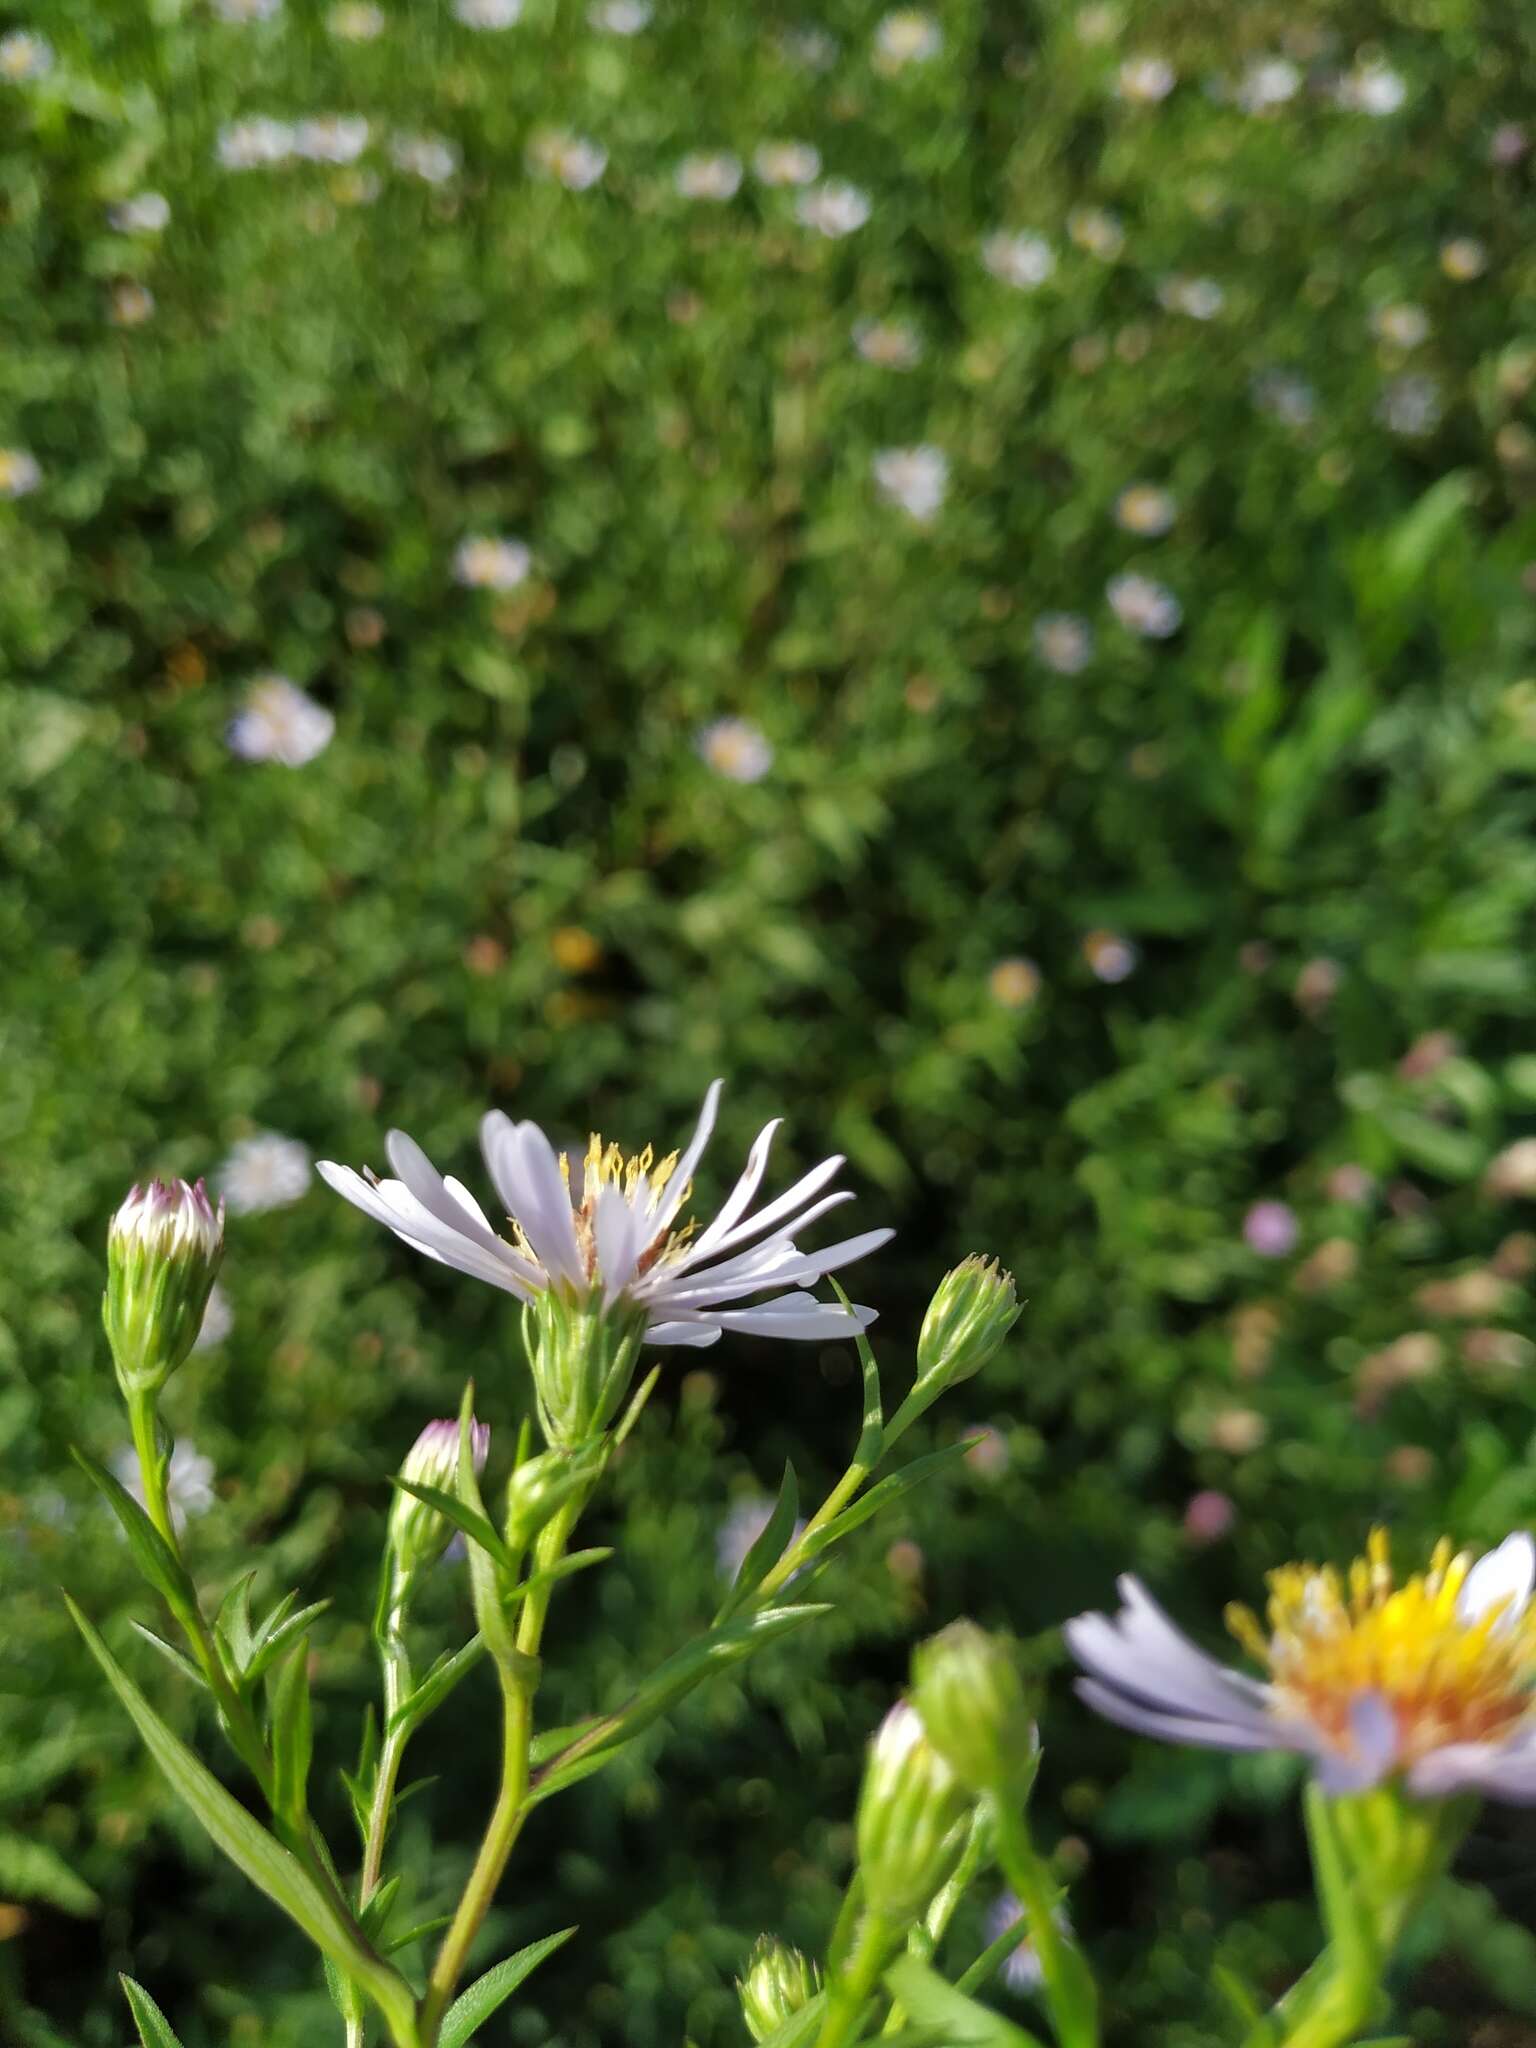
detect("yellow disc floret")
(1226, 1529), (1536, 1766)
(535, 1133), (695, 1282)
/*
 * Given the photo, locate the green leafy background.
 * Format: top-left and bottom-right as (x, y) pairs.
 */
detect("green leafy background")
(7, 0), (1536, 2041)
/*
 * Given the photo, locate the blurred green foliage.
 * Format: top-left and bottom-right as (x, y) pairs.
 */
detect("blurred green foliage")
(7, 0), (1536, 2041)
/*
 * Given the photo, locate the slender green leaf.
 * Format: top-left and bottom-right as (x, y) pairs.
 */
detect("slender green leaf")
(715, 1463), (799, 1623)
(383, 1911), (453, 1955)
(215, 1574), (257, 1675)
(72, 1449), (201, 1641)
(753, 1994), (827, 2048)
(68, 1598), (415, 2044)
(0, 1830), (98, 1916)
(393, 1480), (514, 1574)
(128, 1623), (207, 1693)
(438, 1927), (577, 2048)
(514, 1547), (613, 1607)
(884, 1957), (1048, 2048)
(358, 1873), (402, 1942)
(795, 1444), (970, 1567)
(614, 1364), (661, 1446)
(269, 1641), (314, 1836)
(120, 1976), (186, 2048)
(392, 1635), (486, 1736)
(831, 1276), (884, 1468)
(246, 1601), (333, 1688)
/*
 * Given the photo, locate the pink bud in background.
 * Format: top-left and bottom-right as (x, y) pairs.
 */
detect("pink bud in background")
(1183, 1490), (1236, 1544)
(1243, 1200), (1298, 1257)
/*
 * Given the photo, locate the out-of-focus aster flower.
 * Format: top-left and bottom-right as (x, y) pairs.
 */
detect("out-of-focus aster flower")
(1490, 123), (1528, 166)
(1158, 274), (1224, 319)
(1251, 369), (1317, 427)
(1440, 236), (1488, 281)
(453, 0), (521, 24)
(319, 1079), (890, 1349)
(217, 118), (297, 168)
(989, 958), (1040, 1009)
(1336, 58), (1407, 115)
(853, 318), (922, 369)
(589, 0), (651, 28)
(1106, 571), (1181, 638)
(1234, 57), (1300, 111)
(1243, 1200), (1299, 1258)
(218, 1133), (314, 1214)
(528, 128), (607, 189)
(981, 230), (1055, 289)
(294, 115), (371, 164)
(227, 676), (335, 766)
(984, 1894), (1071, 1994)
(872, 445), (949, 523)
(675, 152), (742, 200)
(0, 449), (42, 498)
(1032, 612), (1093, 673)
(0, 29), (53, 79)
(753, 140), (821, 186)
(1184, 1491), (1236, 1544)
(1075, 3), (1121, 42)
(961, 1423), (1010, 1479)
(193, 1282), (234, 1352)
(716, 1495), (809, 1580)
(779, 24), (838, 70)
(454, 535), (532, 589)
(113, 1441), (217, 1533)
(1377, 373), (1441, 437)
(1116, 54), (1176, 103)
(1371, 303), (1429, 349)
(390, 133), (459, 183)
(796, 179), (870, 237)
(109, 191), (171, 234)
(212, 0), (282, 20)
(328, 1), (385, 35)
(1082, 929), (1139, 983)
(1327, 1163), (1376, 1205)
(873, 9), (940, 71)
(696, 718), (773, 783)
(1067, 206), (1124, 260)
(1113, 484), (1176, 537)
(110, 282), (156, 327)
(1069, 1530), (1536, 1802)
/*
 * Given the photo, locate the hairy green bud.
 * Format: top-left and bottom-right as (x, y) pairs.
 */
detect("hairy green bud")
(916, 1255), (1020, 1390)
(389, 1416), (490, 1575)
(737, 1937), (821, 2042)
(910, 1621), (1038, 1796)
(855, 1702), (972, 1923)
(103, 1178), (225, 1395)
(522, 1291), (649, 1448)
(504, 1440), (604, 1555)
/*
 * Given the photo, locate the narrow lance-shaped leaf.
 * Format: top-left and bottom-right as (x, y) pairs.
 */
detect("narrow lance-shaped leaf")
(72, 1449), (203, 1647)
(831, 1276), (883, 1468)
(884, 1956), (1049, 2048)
(120, 1975), (187, 2048)
(68, 1599), (416, 2047)
(269, 1638), (315, 1839)
(393, 1479), (515, 1575)
(391, 1634), (486, 1737)
(715, 1462), (799, 1624)
(438, 1927), (578, 2048)
(789, 1444), (970, 1572)
(246, 1601), (334, 1688)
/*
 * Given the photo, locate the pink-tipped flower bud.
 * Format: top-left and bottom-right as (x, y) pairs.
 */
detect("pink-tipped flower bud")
(103, 1178), (225, 1394)
(389, 1416), (490, 1574)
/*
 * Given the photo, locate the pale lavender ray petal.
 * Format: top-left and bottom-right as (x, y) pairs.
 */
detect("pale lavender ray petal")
(747, 1225), (895, 1285)
(647, 1079), (723, 1239)
(1117, 1577), (1272, 1706)
(317, 1163), (531, 1297)
(1063, 1597), (1270, 1726)
(678, 1117), (782, 1258)
(594, 1179), (644, 1302)
(384, 1130), (521, 1265)
(641, 1319), (725, 1347)
(507, 1121), (584, 1285)
(1310, 1692), (1400, 1794)
(442, 1176), (545, 1286)
(478, 1110), (529, 1220)
(662, 1193), (859, 1294)
(1458, 1533), (1536, 1631)
(711, 1293), (879, 1338)
(676, 1152), (847, 1268)
(1409, 1730), (1536, 1801)
(1075, 1678), (1288, 1754)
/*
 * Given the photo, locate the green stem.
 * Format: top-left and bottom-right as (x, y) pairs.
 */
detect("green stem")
(994, 1801), (1098, 2048)
(1251, 1947), (1377, 2048)
(755, 1460), (872, 1605)
(813, 1909), (897, 2048)
(417, 1498), (581, 2045)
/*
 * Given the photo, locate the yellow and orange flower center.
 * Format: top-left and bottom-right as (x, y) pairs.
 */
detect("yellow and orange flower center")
(526, 1134), (695, 1281)
(1226, 1530), (1536, 1766)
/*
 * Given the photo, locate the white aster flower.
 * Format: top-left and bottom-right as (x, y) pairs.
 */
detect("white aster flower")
(1441, 236), (1488, 281)
(390, 133), (460, 184)
(696, 717), (773, 783)
(1032, 613), (1093, 674)
(984, 1894), (1072, 1994)
(779, 24), (838, 71)
(1234, 57), (1300, 112)
(527, 128), (607, 190)
(0, 449), (42, 498)
(796, 179), (871, 238)
(0, 30), (52, 80)
(319, 1080), (889, 1350)
(1113, 484), (1175, 537)
(1371, 302), (1429, 350)
(1250, 368), (1316, 427)
(113, 1441), (217, 1533)
(1107, 571), (1181, 638)
(110, 282), (156, 327)
(1377, 373), (1441, 438)
(981, 230), (1055, 290)
(1068, 1532), (1536, 1801)
(218, 1133), (314, 1213)
(1116, 54), (1175, 103)
(589, 0), (651, 28)
(226, 676), (335, 766)
(454, 534), (532, 589)
(454, 0), (521, 24)
(328, 1), (385, 35)
(212, 0), (282, 20)
(753, 140), (821, 187)
(1158, 274), (1224, 319)
(872, 445), (948, 524)
(853, 318), (922, 369)
(217, 117), (297, 169)
(675, 152), (743, 201)
(1067, 206), (1124, 261)
(1336, 58), (1407, 115)
(294, 115), (371, 164)
(873, 9), (940, 71)
(109, 191), (171, 234)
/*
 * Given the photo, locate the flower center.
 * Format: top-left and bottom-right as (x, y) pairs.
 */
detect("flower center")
(527, 1133), (695, 1282)
(1227, 1530), (1536, 1765)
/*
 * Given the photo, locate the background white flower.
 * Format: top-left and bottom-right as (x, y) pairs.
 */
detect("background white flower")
(1107, 573), (1182, 638)
(873, 446), (949, 523)
(753, 141), (822, 187)
(217, 118), (296, 169)
(1117, 55), (1176, 102)
(589, 0), (651, 28)
(212, 0), (282, 21)
(294, 116), (371, 165)
(796, 180), (871, 238)
(873, 10), (941, 70)
(454, 536), (532, 589)
(109, 192), (171, 234)
(696, 718), (773, 783)
(226, 677), (335, 767)
(675, 153), (743, 201)
(391, 135), (460, 184)
(853, 319), (922, 369)
(0, 449), (42, 498)
(528, 130), (608, 190)
(1337, 59), (1407, 115)
(981, 231), (1055, 290)
(113, 1442), (217, 1533)
(453, 0), (522, 25)
(1033, 613), (1094, 673)
(0, 30), (52, 80)
(218, 1133), (314, 1214)
(328, 1), (385, 35)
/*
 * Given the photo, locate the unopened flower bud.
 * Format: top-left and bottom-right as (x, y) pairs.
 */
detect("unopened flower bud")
(523, 1292), (649, 1448)
(103, 1178), (225, 1394)
(855, 1702), (972, 1922)
(504, 1440), (605, 1554)
(389, 1417), (490, 1574)
(737, 1937), (820, 2042)
(910, 1622), (1038, 1796)
(917, 1256), (1020, 1390)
